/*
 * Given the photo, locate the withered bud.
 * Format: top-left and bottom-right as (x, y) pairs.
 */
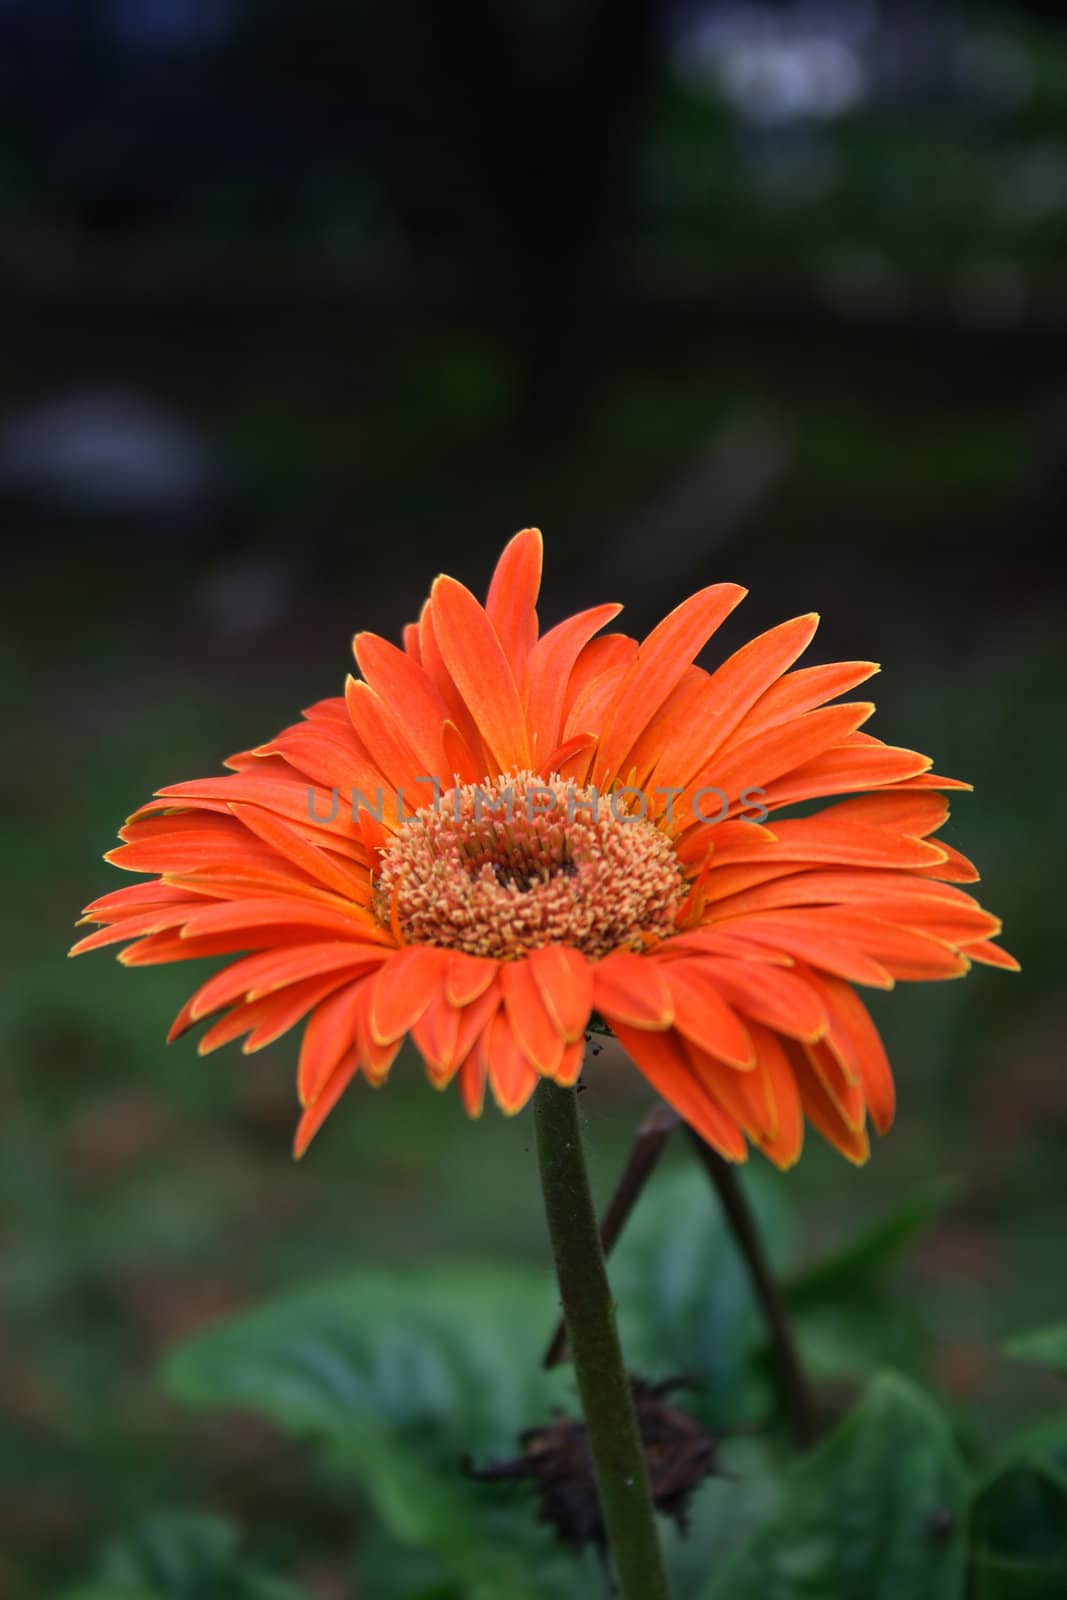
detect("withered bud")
(466, 1377), (722, 1549)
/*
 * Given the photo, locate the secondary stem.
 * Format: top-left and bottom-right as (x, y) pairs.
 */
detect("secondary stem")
(533, 1080), (671, 1599)
(687, 1130), (820, 1450)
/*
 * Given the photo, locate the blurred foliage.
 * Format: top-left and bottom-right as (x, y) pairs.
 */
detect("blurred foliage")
(59, 1511), (311, 1600)
(50, 1180), (1067, 1599)
(1, 6), (1063, 1596)
(701, 1375), (968, 1600)
(3, 350), (1060, 1592)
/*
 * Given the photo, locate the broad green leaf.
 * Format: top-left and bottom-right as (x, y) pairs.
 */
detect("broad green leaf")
(75, 1510), (308, 1600)
(97, 1513), (236, 1591)
(55, 1590), (162, 1600)
(609, 1166), (790, 1427)
(971, 1549), (1067, 1600)
(659, 1434), (786, 1595)
(971, 1415), (1067, 1597)
(1003, 1325), (1067, 1377)
(164, 1266), (595, 1600)
(700, 1372), (968, 1600)
(165, 1265), (564, 1459)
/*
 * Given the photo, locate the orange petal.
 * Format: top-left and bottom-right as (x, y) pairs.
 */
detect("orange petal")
(610, 1023), (747, 1160)
(420, 982), (502, 1088)
(737, 659), (881, 739)
(810, 973), (896, 1135)
(802, 1037), (867, 1128)
(354, 981), (403, 1083)
(750, 1025), (805, 1169)
(705, 701), (875, 802)
(402, 621), (421, 662)
(624, 667), (711, 790)
(786, 1041), (870, 1164)
(704, 868), (983, 922)
(441, 720), (483, 785)
(459, 1048), (487, 1118)
(127, 931), (319, 986)
(351, 632), (451, 778)
(526, 603), (623, 760)
(445, 951), (500, 1006)
(965, 939), (1020, 971)
(229, 803), (372, 900)
(918, 842), (980, 884)
(707, 916), (894, 988)
(369, 945), (449, 1045)
(155, 772), (364, 841)
(713, 815), (950, 870)
(185, 943), (389, 1024)
(79, 878), (200, 918)
(198, 971), (354, 1056)
(344, 676), (423, 800)
(683, 957), (828, 1043)
(297, 979), (367, 1105)
(663, 965), (755, 1068)
(681, 1036), (775, 1141)
(527, 945), (593, 1043)
(556, 1037), (586, 1087)
(481, 1006), (540, 1115)
(418, 598), (491, 771)
(501, 960), (565, 1077)
(563, 663), (635, 751)
(757, 742), (933, 815)
(653, 613), (820, 792)
(561, 634), (638, 738)
(175, 896), (386, 943)
(430, 575), (531, 773)
(665, 922), (795, 961)
(412, 988), (462, 1080)
(593, 952), (674, 1029)
(485, 527), (542, 690)
(801, 910), (971, 981)
(70, 907), (190, 956)
(541, 731), (596, 777)
(594, 584), (747, 784)
(818, 790), (950, 837)
(294, 1048), (360, 1158)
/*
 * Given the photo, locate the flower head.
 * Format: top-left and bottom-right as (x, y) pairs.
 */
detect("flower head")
(72, 529), (1016, 1164)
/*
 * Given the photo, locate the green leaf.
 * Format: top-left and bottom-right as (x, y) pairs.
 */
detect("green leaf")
(609, 1166), (790, 1426)
(970, 1414), (1067, 1597)
(1004, 1325), (1067, 1377)
(971, 1549), (1067, 1600)
(164, 1266), (596, 1600)
(700, 1372), (968, 1600)
(96, 1513), (238, 1592)
(164, 1264), (564, 1460)
(55, 1590), (163, 1600)
(63, 1511), (309, 1600)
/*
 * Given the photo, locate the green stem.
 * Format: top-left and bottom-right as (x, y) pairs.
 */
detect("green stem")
(533, 1080), (671, 1599)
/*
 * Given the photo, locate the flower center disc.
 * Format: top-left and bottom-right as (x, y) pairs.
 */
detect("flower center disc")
(376, 772), (685, 960)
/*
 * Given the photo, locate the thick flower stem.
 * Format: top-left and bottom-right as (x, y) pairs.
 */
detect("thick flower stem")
(543, 1101), (680, 1369)
(533, 1081), (671, 1600)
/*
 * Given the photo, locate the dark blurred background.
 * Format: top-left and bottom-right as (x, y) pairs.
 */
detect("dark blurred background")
(2, 1), (1065, 1594)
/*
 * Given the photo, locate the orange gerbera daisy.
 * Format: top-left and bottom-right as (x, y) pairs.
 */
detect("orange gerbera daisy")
(72, 529), (1016, 1165)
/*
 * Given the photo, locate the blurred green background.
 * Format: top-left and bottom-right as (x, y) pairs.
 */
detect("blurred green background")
(1, 2), (1064, 1595)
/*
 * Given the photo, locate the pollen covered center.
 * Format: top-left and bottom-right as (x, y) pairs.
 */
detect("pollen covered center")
(375, 772), (685, 959)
